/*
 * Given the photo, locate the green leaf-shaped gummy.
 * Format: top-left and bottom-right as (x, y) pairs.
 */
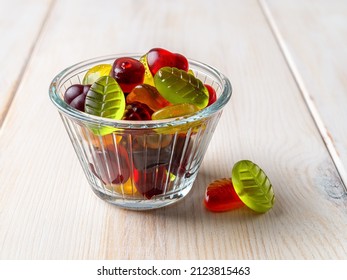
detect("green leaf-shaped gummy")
(231, 160), (275, 213)
(85, 76), (125, 136)
(154, 67), (209, 109)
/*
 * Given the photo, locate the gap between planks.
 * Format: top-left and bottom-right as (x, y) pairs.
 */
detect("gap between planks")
(258, 0), (347, 191)
(0, 0), (57, 130)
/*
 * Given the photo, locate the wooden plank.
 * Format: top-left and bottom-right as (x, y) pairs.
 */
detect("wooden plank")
(261, 0), (347, 187)
(0, 0), (346, 259)
(0, 0), (54, 126)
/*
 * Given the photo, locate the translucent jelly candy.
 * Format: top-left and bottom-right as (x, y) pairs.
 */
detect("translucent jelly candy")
(154, 67), (209, 109)
(126, 84), (170, 112)
(128, 134), (191, 174)
(204, 178), (244, 212)
(106, 178), (138, 196)
(169, 134), (193, 176)
(133, 133), (173, 149)
(81, 128), (121, 149)
(131, 141), (172, 170)
(232, 160), (275, 213)
(82, 64), (112, 85)
(85, 76), (125, 135)
(64, 84), (90, 111)
(146, 47), (189, 76)
(205, 84), (217, 106)
(139, 55), (155, 87)
(152, 103), (199, 120)
(110, 57), (145, 93)
(89, 145), (130, 185)
(204, 160), (275, 213)
(133, 164), (168, 199)
(123, 102), (154, 120)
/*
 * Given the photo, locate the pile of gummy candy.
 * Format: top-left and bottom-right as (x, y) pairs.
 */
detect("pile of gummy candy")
(64, 47), (216, 132)
(62, 47), (221, 200)
(63, 47), (275, 212)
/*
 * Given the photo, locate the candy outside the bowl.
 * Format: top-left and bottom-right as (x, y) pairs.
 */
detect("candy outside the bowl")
(204, 160), (275, 213)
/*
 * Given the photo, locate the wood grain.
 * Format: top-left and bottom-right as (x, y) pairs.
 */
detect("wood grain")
(261, 0), (347, 187)
(0, 0), (54, 126)
(0, 0), (346, 259)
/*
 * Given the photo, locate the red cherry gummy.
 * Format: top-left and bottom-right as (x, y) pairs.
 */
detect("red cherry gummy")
(89, 144), (130, 185)
(204, 178), (244, 212)
(133, 165), (168, 199)
(170, 135), (193, 176)
(64, 84), (90, 111)
(205, 84), (217, 106)
(111, 57), (145, 93)
(147, 48), (189, 76)
(123, 102), (154, 121)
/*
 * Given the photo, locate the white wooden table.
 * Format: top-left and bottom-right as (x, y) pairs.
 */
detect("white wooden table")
(0, 0), (346, 259)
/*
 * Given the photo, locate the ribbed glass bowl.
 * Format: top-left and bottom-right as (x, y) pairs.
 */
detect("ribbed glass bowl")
(49, 54), (232, 210)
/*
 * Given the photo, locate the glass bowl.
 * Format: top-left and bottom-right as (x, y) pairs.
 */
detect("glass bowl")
(49, 54), (232, 210)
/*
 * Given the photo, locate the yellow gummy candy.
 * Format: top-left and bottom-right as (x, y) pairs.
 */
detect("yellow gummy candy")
(82, 64), (112, 85)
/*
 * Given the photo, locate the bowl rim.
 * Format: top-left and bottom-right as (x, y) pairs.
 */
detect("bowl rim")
(48, 53), (232, 129)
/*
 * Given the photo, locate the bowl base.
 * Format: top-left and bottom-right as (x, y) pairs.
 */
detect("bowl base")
(89, 179), (194, 210)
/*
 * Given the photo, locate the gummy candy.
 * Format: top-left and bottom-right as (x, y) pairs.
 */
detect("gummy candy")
(60, 48), (227, 203)
(85, 76), (125, 135)
(81, 128), (121, 149)
(139, 55), (155, 87)
(123, 102), (154, 120)
(231, 160), (275, 213)
(133, 164), (168, 199)
(131, 141), (172, 170)
(204, 178), (244, 212)
(106, 178), (138, 196)
(146, 47), (189, 76)
(152, 103), (199, 120)
(169, 134), (193, 176)
(133, 133), (173, 149)
(154, 67), (209, 109)
(205, 84), (217, 106)
(204, 160), (275, 213)
(126, 84), (170, 112)
(64, 84), (90, 111)
(110, 57), (145, 93)
(82, 64), (112, 85)
(127, 134), (192, 175)
(89, 144), (130, 185)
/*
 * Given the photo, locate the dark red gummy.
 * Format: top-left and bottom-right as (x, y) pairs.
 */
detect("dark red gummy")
(205, 84), (217, 106)
(170, 135), (193, 176)
(147, 48), (189, 76)
(131, 142), (172, 171)
(204, 178), (244, 212)
(89, 144), (130, 185)
(133, 165), (168, 199)
(111, 57), (145, 93)
(123, 133), (192, 173)
(64, 84), (90, 111)
(123, 102), (154, 121)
